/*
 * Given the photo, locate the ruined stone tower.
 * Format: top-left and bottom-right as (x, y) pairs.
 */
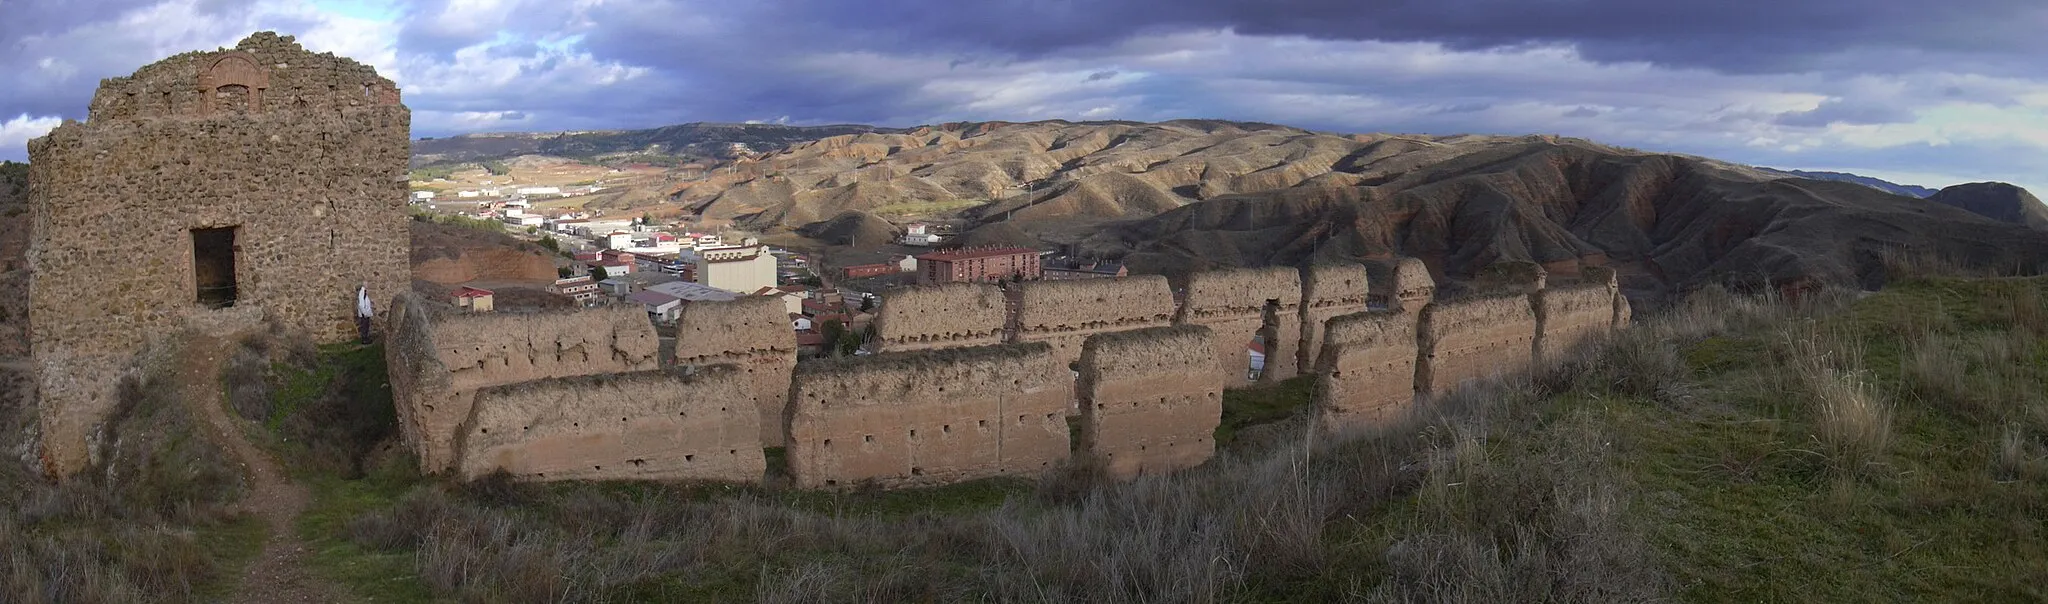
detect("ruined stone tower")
(26, 32), (410, 476)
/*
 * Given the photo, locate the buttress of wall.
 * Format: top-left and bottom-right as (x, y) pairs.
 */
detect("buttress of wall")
(1176, 267), (1303, 385)
(1579, 266), (1631, 329)
(456, 366), (763, 483)
(1077, 326), (1222, 479)
(386, 296), (661, 472)
(1011, 276), (1175, 371)
(1418, 293), (1536, 394)
(672, 297), (797, 447)
(873, 283), (1007, 352)
(1366, 258), (1437, 313)
(27, 33), (409, 476)
(786, 343), (1069, 489)
(1536, 284), (1614, 362)
(1299, 264), (1370, 377)
(1315, 310), (1420, 431)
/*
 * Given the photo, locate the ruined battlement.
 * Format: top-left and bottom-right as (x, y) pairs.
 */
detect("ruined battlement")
(872, 282), (1007, 352)
(29, 32), (410, 477)
(387, 295), (660, 472)
(672, 297), (797, 446)
(787, 342), (1070, 488)
(458, 366), (763, 482)
(1366, 257), (1437, 311)
(81, 32), (401, 123)
(383, 254), (1626, 490)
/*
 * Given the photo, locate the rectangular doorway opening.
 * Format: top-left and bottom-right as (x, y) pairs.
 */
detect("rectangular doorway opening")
(193, 226), (238, 308)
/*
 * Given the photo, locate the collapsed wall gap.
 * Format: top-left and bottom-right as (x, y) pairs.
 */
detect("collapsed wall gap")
(192, 226), (239, 308)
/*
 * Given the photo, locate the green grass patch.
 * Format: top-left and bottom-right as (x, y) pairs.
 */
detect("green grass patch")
(299, 469), (439, 603)
(1216, 375), (1316, 446)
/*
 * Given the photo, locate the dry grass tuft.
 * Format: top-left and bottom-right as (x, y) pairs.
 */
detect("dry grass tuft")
(1782, 327), (1892, 476)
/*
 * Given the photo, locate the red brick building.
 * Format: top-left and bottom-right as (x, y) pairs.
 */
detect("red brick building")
(916, 246), (1041, 284)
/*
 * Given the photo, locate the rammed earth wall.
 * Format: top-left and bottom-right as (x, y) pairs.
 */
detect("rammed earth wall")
(785, 343), (1070, 489)
(671, 296), (797, 447)
(1077, 326), (1222, 479)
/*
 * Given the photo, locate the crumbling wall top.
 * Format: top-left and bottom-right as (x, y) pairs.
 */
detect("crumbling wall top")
(673, 296), (795, 359)
(82, 30), (402, 122)
(792, 342), (1059, 410)
(1179, 266), (1302, 319)
(1078, 325), (1216, 380)
(1302, 263), (1370, 309)
(1322, 309), (1416, 351)
(873, 283), (1007, 349)
(1013, 276), (1174, 331)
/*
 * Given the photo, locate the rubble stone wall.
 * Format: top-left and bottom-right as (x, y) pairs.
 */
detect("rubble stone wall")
(456, 366), (763, 482)
(1176, 267), (1303, 385)
(1077, 326), (1222, 479)
(785, 343), (1069, 489)
(386, 295), (660, 473)
(672, 297), (797, 446)
(27, 32), (409, 476)
(872, 283), (1008, 352)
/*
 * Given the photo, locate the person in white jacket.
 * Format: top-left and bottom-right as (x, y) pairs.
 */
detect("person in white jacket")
(356, 283), (374, 344)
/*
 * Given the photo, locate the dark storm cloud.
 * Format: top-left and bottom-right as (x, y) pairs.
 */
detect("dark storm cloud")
(663, 0), (2047, 75)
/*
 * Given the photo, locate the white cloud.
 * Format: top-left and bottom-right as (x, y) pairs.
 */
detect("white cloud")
(1, 114), (64, 158)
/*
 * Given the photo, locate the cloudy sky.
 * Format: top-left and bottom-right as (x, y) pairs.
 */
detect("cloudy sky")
(5, 0), (2048, 192)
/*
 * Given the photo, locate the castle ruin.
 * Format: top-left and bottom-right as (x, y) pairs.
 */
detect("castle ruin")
(27, 32), (410, 476)
(389, 254), (1626, 489)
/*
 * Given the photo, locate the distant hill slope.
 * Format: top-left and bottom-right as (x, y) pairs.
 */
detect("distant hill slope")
(412, 123), (905, 166)
(1756, 168), (1939, 198)
(1928, 182), (2048, 231)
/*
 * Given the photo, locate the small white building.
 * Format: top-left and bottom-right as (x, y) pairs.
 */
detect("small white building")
(411, 191), (435, 202)
(694, 245), (776, 295)
(501, 214), (543, 227)
(626, 290), (683, 323)
(902, 223), (943, 247)
(603, 232), (635, 250)
(516, 186), (562, 196)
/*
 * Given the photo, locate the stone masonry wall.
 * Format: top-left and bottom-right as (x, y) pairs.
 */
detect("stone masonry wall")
(28, 32), (409, 476)
(1011, 276), (1176, 371)
(1315, 310), (1420, 430)
(1176, 267), (1303, 385)
(456, 366), (763, 482)
(1077, 326), (1222, 479)
(872, 283), (1007, 352)
(672, 297), (797, 447)
(786, 343), (1069, 489)
(1299, 263), (1370, 377)
(1418, 293), (1537, 394)
(387, 294), (660, 473)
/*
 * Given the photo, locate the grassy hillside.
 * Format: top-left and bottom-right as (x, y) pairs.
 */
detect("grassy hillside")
(213, 275), (2048, 602)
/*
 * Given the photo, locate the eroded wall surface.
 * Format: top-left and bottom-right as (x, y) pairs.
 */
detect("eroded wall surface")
(672, 297), (797, 446)
(387, 294), (661, 473)
(1300, 264), (1370, 376)
(457, 366), (763, 482)
(1536, 284), (1614, 362)
(1367, 257), (1438, 313)
(1177, 267), (1302, 385)
(1011, 277), (1175, 371)
(786, 343), (1069, 489)
(1419, 293), (1536, 394)
(28, 32), (410, 476)
(872, 283), (1008, 352)
(1077, 326), (1222, 479)
(1315, 310), (1420, 430)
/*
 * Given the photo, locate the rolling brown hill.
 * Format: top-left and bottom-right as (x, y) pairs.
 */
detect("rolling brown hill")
(1928, 182), (2048, 231)
(669, 120), (2048, 297)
